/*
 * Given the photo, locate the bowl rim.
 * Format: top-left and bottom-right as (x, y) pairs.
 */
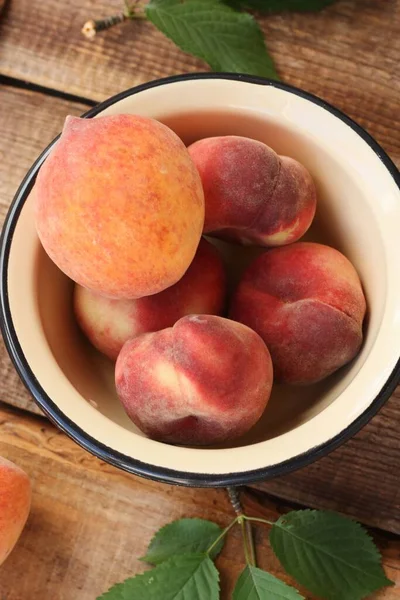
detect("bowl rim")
(1, 72), (400, 487)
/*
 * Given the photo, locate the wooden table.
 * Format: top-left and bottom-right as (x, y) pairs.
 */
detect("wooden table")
(0, 1), (399, 598)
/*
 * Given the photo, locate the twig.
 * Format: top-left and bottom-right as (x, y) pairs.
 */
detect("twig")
(82, 4), (146, 40)
(82, 14), (127, 39)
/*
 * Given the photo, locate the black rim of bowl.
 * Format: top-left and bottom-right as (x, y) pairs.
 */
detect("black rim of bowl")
(1, 72), (400, 487)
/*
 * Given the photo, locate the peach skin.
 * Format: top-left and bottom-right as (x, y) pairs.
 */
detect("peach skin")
(34, 114), (205, 299)
(188, 136), (316, 246)
(74, 238), (226, 361)
(0, 457), (31, 566)
(231, 242), (366, 385)
(115, 315), (273, 445)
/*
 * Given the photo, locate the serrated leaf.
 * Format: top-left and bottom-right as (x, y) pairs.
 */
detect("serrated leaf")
(233, 565), (304, 599)
(226, 0), (336, 13)
(270, 510), (394, 600)
(141, 518), (224, 565)
(146, 0), (278, 79)
(97, 553), (219, 600)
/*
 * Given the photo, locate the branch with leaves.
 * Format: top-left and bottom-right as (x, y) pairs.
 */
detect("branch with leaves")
(98, 488), (393, 600)
(82, 0), (337, 79)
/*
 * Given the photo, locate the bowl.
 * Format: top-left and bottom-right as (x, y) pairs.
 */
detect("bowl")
(1, 73), (400, 487)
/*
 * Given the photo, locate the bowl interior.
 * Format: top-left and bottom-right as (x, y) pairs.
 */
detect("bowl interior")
(6, 77), (400, 479)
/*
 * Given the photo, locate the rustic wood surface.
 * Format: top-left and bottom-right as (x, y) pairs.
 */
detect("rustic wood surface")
(0, 84), (88, 413)
(0, 0), (399, 166)
(0, 0), (399, 595)
(0, 402), (399, 600)
(256, 388), (400, 535)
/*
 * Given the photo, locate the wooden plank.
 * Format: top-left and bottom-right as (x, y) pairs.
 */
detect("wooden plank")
(0, 0), (202, 100)
(0, 0), (399, 167)
(0, 85), (90, 222)
(0, 402), (399, 600)
(0, 84), (90, 413)
(256, 388), (400, 535)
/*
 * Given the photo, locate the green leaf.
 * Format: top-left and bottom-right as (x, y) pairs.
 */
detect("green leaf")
(146, 0), (278, 79)
(226, 0), (336, 13)
(98, 553), (219, 600)
(141, 518), (224, 564)
(269, 510), (394, 600)
(233, 565), (304, 599)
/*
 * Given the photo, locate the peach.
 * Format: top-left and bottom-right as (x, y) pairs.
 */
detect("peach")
(0, 457), (31, 566)
(231, 242), (366, 384)
(188, 135), (316, 246)
(74, 238), (226, 361)
(34, 114), (204, 299)
(115, 315), (273, 445)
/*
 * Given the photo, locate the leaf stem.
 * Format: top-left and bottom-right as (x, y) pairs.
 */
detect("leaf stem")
(238, 516), (255, 566)
(243, 515), (275, 527)
(245, 520), (256, 566)
(206, 517), (239, 557)
(125, 0), (147, 19)
(227, 487), (256, 567)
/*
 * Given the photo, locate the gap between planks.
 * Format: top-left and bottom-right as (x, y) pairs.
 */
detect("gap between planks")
(0, 74), (97, 107)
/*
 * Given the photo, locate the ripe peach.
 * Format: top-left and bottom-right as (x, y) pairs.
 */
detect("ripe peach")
(231, 242), (366, 385)
(0, 457), (31, 566)
(188, 136), (316, 246)
(34, 114), (204, 299)
(115, 315), (273, 445)
(74, 239), (226, 361)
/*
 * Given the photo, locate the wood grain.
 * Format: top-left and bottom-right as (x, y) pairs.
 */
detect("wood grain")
(0, 402), (399, 600)
(0, 0), (399, 166)
(257, 388), (400, 535)
(0, 85), (89, 224)
(0, 84), (90, 413)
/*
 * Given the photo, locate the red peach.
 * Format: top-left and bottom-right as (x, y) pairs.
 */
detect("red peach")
(74, 239), (226, 361)
(34, 114), (204, 299)
(230, 242), (366, 384)
(188, 136), (316, 246)
(115, 315), (273, 445)
(0, 457), (31, 566)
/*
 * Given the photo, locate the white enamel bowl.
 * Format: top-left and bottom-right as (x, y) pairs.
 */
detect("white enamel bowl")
(1, 74), (400, 486)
